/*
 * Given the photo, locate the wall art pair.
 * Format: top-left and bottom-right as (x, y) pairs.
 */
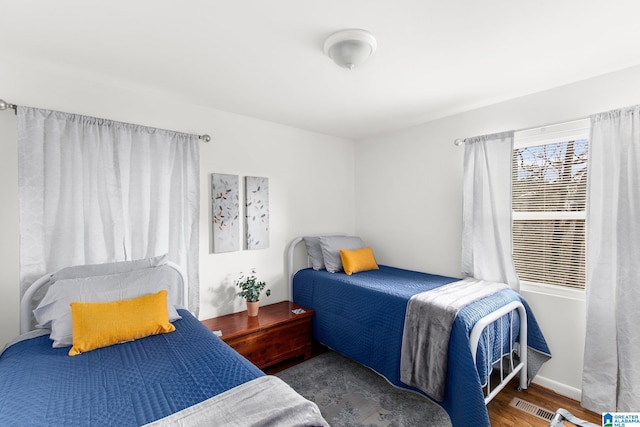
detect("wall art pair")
(211, 173), (269, 253)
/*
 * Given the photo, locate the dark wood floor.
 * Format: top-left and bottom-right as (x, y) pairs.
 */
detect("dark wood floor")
(267, 343), (601, 426)
(487, 378), (600, 427)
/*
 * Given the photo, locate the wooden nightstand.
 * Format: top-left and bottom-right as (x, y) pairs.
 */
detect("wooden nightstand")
(201, 301), (314, 369)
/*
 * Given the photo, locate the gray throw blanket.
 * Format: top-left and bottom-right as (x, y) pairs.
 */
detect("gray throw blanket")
(400, 278), (509, 401)
(144, 375), (329, 427)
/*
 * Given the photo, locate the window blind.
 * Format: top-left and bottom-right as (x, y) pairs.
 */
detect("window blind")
(512, 119), (590, 289)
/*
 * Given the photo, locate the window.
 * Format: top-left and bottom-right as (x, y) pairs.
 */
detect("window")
(512, 119), (590, 290)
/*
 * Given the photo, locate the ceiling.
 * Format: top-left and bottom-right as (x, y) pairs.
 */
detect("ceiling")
(4, 0), (640, 140)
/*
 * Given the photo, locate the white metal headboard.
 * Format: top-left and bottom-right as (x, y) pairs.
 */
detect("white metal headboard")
(286, 233), (346, 299)
(286, 236), (306, 299)
(20, 260), (188, 334)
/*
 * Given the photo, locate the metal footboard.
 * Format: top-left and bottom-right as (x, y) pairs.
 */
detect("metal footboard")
(469, 300), (528, 404)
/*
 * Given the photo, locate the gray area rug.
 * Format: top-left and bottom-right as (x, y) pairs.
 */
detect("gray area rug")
(275, 351), (452, 427)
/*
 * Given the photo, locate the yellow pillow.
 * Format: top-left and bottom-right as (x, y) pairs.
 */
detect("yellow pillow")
(340, 247), (379, 275)
(68, 290), (175, 356)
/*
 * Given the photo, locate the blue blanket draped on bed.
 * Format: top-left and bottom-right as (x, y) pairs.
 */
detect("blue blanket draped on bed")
(293, 265), (550, 427)
(0, 309), (263, 426)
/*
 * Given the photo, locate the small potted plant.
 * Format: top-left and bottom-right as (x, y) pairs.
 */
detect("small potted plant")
(235, 268), (270, 316)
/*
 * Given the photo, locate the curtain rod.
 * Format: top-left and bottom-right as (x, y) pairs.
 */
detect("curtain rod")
(0, 98), (211, 143)
(0, 99), (17, 114)
(453, 117), (590, 146)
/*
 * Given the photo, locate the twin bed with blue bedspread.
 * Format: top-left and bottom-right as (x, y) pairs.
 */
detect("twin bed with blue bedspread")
(289, 235), (551, 427)
(0, 257), (328, 426)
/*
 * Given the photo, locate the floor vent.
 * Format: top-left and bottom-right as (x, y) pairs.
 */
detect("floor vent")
(509, 397), (556, 421)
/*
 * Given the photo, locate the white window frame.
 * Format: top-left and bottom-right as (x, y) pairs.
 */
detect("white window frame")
(513, 118), (590, 301)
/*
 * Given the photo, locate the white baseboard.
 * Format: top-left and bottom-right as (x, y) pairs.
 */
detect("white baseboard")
(532, 375), (582, 401)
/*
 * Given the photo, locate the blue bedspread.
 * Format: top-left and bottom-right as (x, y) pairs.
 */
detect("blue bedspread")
(293, 266), (550, 427)
(0, 309), (263, 426)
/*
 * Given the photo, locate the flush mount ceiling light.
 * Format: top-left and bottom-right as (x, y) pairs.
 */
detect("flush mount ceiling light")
(323, 29), (377, 70)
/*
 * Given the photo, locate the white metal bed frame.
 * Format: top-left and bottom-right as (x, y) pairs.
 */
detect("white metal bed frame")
(20, 260), (188, 334)
(286, 235), (527, 403)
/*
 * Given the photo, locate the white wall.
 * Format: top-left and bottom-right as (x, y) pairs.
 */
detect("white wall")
(355, 64), (640, 399)
(0, 54), (355, 347)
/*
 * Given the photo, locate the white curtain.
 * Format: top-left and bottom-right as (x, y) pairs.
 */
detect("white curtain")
(582, 105), (640, 412)
(18, 107), (200, 314)
(461, 131), (519, 291)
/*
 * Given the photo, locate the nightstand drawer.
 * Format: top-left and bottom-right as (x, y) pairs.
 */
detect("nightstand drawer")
(224, 316), (312, 368)
(201, 301), (314, 369)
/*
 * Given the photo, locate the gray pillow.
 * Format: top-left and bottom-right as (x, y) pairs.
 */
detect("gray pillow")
(303, 236), (326, 270)
(51, 254), (168, 282)
(33, 265), (182, 348)
(27, 255), (171, 333)
(319, 235), (365, 273)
